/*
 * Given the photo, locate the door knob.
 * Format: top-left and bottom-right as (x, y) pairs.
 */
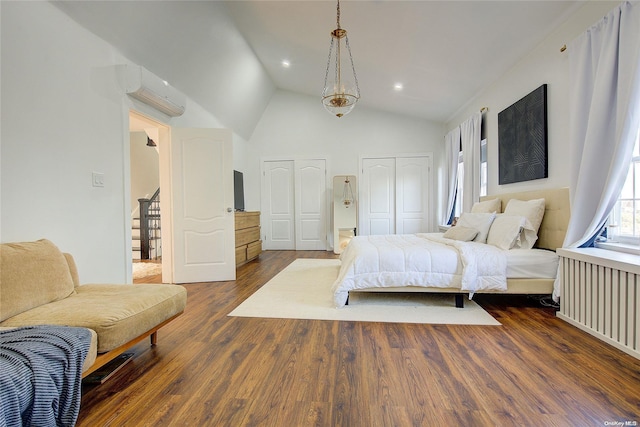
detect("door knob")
(227, 207), (233, 213)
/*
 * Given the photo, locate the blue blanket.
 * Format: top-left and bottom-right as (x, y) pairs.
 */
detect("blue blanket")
(0, 325), (92, 427)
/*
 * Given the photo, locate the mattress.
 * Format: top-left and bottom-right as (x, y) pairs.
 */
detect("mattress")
(506, 248), (558, 279)
(332, 233), (510, 306)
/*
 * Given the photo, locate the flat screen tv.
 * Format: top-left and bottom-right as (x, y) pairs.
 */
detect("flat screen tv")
(233, 170), (245, 212)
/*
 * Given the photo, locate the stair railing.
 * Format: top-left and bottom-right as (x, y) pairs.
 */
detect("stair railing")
(138, 188), (161, 260)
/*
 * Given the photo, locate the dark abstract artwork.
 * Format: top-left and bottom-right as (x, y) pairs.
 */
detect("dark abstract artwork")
(498, 84), (548, 184)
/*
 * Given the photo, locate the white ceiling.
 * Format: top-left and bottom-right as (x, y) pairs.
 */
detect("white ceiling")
(55, 0), (584, 123)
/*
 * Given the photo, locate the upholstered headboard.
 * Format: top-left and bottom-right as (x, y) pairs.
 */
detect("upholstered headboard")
(480, 187), (570, 251)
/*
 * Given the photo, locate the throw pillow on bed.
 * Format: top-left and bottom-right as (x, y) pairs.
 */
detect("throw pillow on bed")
(470, 198), (501, 214)
(443, 225), (479, 242)
(504, 198), (545, 235)
(486, 214), (538, 250)
(455, 212), (496, 243)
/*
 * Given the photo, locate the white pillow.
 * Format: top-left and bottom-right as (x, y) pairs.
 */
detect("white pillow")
(504, 198), (545, 234)
(443, 226), (478, 242)
(487, 214), (537, 250)
(471, 198), (501, 214)
(456, 212), (496, 243)
(513, 219), (539, 249)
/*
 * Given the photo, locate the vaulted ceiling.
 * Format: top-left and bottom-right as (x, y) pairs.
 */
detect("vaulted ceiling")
(55, 0), (583, 126)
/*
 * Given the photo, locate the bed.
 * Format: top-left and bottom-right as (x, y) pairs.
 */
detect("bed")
(332, 187), (570, 308)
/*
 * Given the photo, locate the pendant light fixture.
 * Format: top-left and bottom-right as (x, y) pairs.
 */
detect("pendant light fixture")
(322, 0), (360, 118)
(342, 176), (354, 206)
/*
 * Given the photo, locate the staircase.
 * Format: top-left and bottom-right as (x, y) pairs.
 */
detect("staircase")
(132, 188), (162, 260)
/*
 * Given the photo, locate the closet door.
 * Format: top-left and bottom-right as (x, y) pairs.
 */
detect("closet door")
(261, 158), (328, 250)
(262, 160), (295, 250)
(361, 157), (396, 235)
(360, 155), (432, 236)
(396, 156), (431, 234)
(295, 159), (327, 250)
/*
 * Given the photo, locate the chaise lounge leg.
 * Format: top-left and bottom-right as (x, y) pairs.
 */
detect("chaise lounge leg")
(455, 294), (464, 308)
(150, 332), (157, 346)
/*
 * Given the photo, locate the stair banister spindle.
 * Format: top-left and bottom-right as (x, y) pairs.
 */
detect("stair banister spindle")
(137, 188), (161, 261)
(138, 197), (151, 260)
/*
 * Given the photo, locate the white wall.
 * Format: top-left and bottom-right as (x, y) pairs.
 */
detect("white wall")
(247, 90), (445, 228)
(446, 1), (614, 198)
(1, 1), (129, 282)
(0, 1), (264, 282)
(130, 131), (160, 214)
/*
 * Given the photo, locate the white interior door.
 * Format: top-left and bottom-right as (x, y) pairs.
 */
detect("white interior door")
(396, 156), (430, 234)
(361, 158), (396, 235)
(262, 160), (295, 250)
(295, 159), (327, 250)
(360, 155), (432, 236)
(170, 127), (235, 283)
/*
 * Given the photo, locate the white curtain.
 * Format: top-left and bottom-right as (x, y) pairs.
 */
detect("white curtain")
(461, 112), (482, 213)
(564, 1), (640, 249)
(442, 127), (461, 224)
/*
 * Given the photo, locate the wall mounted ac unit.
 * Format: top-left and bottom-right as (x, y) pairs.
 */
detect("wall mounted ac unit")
(122, 65), (186, 117)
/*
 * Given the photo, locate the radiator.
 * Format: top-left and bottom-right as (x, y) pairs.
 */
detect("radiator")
(557, 248), (640, 360)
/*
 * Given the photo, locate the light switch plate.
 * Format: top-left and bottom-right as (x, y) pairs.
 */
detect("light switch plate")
(92, 172), (105, 187)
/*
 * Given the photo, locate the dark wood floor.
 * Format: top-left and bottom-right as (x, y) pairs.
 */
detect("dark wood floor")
(78, 250), (640, 426)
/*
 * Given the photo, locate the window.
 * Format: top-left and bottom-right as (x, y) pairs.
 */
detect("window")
(450, 139), (487, 222)
(608, 128), (640, 245)
(452, 151), (464, 221)
(480, 139), (488, 197)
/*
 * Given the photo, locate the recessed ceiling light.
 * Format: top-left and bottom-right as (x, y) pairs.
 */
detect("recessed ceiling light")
(281, 60), (291, 68)
(393, 83), (403, 91)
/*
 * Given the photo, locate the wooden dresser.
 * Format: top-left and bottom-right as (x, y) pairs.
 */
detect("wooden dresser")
(235, 211), (261, 267)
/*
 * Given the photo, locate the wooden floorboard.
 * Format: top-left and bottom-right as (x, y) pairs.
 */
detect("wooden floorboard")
(78, 250), (640, 426)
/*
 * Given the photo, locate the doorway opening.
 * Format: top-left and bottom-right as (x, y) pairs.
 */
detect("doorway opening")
(127, 113), (235, 283)
(128, 111), (171, 283)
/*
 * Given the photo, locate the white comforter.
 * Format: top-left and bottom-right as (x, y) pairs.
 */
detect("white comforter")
(331, 233), (508, 307)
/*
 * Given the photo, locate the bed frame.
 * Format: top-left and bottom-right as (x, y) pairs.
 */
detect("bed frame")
(347, 187), (571, 307)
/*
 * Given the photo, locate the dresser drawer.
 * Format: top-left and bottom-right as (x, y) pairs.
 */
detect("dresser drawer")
(234, 211), (261, 267)
(236, 227), (260, 247)
(247, 240), (262, 260)
(235, 245), (247, 264)
(235, 212), (260, 230)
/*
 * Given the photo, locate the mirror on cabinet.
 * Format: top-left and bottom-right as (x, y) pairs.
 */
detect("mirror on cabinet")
(333, 175), (357, 254)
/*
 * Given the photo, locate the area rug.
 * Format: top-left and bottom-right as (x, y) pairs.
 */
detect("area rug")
(229, 259), (500, 325)
(132, 262), (162, 279)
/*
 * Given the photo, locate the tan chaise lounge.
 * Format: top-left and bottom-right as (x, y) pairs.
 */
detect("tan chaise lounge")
(0, 239), (187, 377)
